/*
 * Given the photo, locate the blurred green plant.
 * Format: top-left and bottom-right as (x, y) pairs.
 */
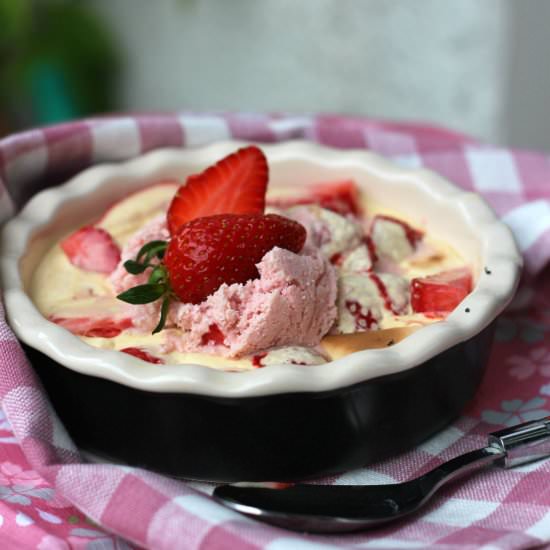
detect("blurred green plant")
(0, 0), (31, 48)
(0, 0), (119, 128)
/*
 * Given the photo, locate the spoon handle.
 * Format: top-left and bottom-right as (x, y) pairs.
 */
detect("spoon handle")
(489, 416), (550, 468)
(419, 417), (550, 503)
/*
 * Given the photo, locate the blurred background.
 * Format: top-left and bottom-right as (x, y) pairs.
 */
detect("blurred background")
(1, 0), (549, 150)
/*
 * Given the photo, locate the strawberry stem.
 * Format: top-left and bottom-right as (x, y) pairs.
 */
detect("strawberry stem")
(116, 240), (173, 333)
(148, 265), (168, 285)
(136, 240), (168, 263)
(153, 296), (171, 334)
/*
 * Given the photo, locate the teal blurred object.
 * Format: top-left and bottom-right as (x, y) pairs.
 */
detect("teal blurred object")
(0, 0), (119, 130)
(29, 62), (79, 124)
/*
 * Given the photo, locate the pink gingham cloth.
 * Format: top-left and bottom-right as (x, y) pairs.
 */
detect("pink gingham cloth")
(0, 114), (550, 549)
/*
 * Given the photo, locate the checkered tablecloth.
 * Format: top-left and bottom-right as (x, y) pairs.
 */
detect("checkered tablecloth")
(0, 113), (549, 549)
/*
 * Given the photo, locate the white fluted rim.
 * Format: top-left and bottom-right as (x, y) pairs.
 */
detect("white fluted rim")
(0, 140), (522, 397)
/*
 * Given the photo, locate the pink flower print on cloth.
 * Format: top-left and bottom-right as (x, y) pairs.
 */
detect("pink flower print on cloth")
(507, 346), (550, 380)
(0, 462), (56, 506)
(482, 397), (550, 426)
(0, 462), (42, 488)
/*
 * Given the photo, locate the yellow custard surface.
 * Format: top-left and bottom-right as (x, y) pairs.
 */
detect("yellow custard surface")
(30, 182), (469, 371)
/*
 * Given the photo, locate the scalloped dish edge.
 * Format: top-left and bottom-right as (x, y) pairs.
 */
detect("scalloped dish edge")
(0, 140), (522, 397)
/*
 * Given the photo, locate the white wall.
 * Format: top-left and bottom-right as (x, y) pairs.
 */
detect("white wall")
(503, 0), (550, 150)
(92, 0), (548, 150)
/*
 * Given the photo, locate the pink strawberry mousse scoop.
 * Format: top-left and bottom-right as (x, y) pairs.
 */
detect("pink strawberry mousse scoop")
(170, 247), (337, 357)
(110, 217), (337, 358)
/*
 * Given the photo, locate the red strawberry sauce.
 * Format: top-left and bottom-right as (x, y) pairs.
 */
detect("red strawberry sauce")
(200, 324), (226, 346)
(121, 347), (164, 364)
(49, 316), (133, 338)
(375, 215), (423, 248)
(364, 235), (378, 264)
(252, 353), (267, 367)
(368, 273), (399, 315)
(345, 300), (377, 330)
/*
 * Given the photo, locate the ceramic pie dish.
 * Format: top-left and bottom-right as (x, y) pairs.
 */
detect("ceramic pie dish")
(0, 140), (522, 481)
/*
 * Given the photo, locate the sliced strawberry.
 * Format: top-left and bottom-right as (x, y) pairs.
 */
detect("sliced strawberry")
(268, 180), (362, 217)
(411, 267), (473, 314)
(164, 213), (306, 304)
(121, 347), (164, 364)
(49, 316), (133, 338)
(61, 226), (121, 274)
(166, 146), (268, 235)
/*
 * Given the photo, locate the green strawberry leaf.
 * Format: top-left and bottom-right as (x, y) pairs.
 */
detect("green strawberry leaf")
(118, 240), (172, 333)
(117, 283), (166, 304)
(123, 259), (149, 275)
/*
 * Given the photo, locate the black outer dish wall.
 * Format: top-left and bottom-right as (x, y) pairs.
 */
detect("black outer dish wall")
(23, 324), (493, 482)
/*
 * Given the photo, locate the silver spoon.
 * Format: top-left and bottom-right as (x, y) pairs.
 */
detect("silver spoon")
(213, 417), (550, 533)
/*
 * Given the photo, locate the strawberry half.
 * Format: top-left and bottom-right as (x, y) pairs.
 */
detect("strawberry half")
(411, 267), (473, 315)
(165, 213), (306, 304)
(61, 226), (121, 274)
(117, 213), (306, 332)
(166, 145), (268, 235)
